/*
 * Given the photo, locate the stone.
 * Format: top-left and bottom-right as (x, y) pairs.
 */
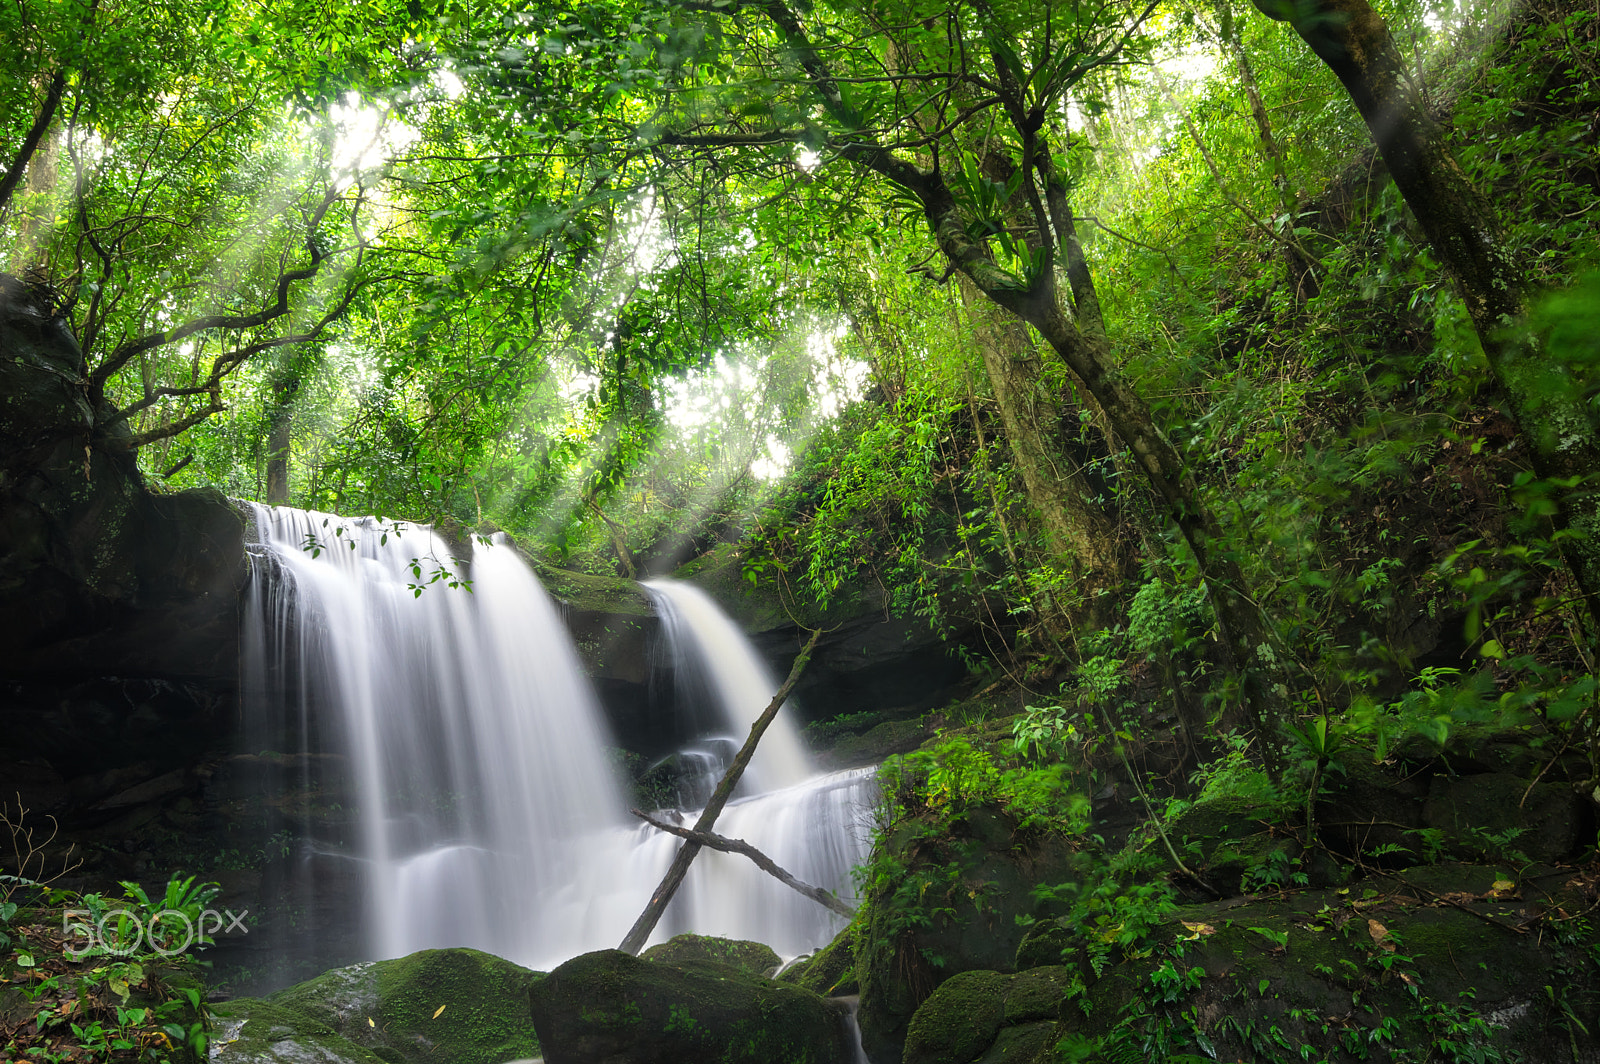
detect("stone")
(1014, 920), (1076, 972)
(1003, 966), (1074, 1025)
(901, 969), (1010, 1064)
(210, 948), (542, 1064)
(853, 807), (1081, 1064)
(528, 948), (851, 1064)
(779, 926), (859, 996)
(642, 933), (781, 977)
(1423, 772), (1591, 863)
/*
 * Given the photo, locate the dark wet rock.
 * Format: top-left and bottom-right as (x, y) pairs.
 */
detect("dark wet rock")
(900, 967), (1074, 1064)
(529, 947), (851, 1064)
(815, 716), (934, 770)
(676, 544), (978, 727)
(901, 969), (1010, 1064)
(853, 807), (1081, 1064)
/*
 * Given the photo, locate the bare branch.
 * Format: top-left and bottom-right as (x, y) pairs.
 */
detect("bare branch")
(631, 808), (856, 917)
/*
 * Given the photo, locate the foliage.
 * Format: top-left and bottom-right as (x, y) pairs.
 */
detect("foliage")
(2, 870), (215, 1062)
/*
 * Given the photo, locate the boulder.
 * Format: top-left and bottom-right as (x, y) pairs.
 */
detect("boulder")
(779, 926), (859, 996)
(642, 933), (781, 976)
(853, 807), (1081, 1064)
(528, 947), (851, 1064)
(1057, 868), (1600, 1061)
(900, 967), (1074, 1064)
(209, 948), (542, 1064)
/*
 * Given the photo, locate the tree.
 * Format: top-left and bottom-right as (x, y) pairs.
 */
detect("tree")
(0, 0), (447, 456)
(1252, 0), (1600, 633)
(606, 0), (1290, 740)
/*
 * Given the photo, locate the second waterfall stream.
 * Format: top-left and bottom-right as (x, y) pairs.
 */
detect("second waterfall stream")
(242, 504), (877, 974)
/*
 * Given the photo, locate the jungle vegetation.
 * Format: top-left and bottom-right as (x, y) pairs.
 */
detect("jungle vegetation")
(3, 0), (1599, 774)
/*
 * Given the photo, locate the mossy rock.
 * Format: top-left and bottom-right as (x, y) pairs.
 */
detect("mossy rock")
(209, 998), (389, 1063)
(1003, 966), (1074, 1025)
(212, 949), (542, 1064)
(975, 1022), (1056, 1064)
(1014, 919), (1078, 972)
(643, 934), (781, 976)
(779, 925), (858, 996)
(818, 717), (932, 770)
(527, 559), (654, 617)
(1422, 771), (1591, 863)
(902, 969), (1011, 1064)
(854, 806), (1082, 1064)
(529, 948), (850, 1064)
(1059, 872), (1600, 1060)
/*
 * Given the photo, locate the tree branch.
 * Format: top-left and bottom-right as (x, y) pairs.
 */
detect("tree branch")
(630, 808), (855, 917)
(619, 627), (823, 955)
(0, 70), (66, 220)
(90, 184), (347, 389)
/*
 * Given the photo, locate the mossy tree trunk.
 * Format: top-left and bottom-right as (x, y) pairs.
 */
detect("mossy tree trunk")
(958, 277), (1125, 582)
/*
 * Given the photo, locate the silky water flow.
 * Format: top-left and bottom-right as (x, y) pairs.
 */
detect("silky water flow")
(242, 505), (876, 975)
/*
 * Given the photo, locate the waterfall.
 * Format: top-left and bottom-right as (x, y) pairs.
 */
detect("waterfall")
(642, 579), (812, 792)
(241, 504), (876, 976)
(242, 505), (627, 967)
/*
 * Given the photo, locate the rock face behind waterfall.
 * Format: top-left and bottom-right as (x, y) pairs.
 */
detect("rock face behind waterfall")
(0, 276), (245, 848)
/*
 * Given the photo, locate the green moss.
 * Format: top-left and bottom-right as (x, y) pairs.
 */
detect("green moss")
(901, 969), (1011, 1064)
(209, 998), (390, 1063)
(531, 948), (849, 1064)
(224, 948), (541, 1064)
(372, 948), (542, 1064)
(643, 934), (781, 976)
(528, 559), (654, 616)
(1003, 966), (1074, 1025)
(779, 926), (858, 996)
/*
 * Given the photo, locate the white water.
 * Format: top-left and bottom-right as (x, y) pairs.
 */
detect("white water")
(243, 505), (876, 973)
(642, 579), (812, 792)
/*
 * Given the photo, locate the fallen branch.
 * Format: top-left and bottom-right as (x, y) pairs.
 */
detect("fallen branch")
(619, 627), (823, 955)
(631, 807), (856, 918)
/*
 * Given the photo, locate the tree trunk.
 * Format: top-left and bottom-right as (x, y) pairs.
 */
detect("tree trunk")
(265, 370), (300, 506)
(1215, 0), (1316, 297)
(0, 71), (65, 223)
(1253, 0), (1600, 633)
(959, 277), (1123, 579)
(981, 266), (1284, 753)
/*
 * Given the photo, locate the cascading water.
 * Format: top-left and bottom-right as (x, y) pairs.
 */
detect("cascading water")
(632, 578), (875, 955)
(241, 505), (877, 975)
(243, 505), (627, 968)
(642, 579), (812, 793)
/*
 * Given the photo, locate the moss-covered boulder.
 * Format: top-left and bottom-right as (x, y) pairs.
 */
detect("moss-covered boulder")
(642, 933), (781, 976)
(779, 925), (859, 996)
(901, 969), (1010, 1064)
(210, 948), (542, 1064)
(1056, 865), (1600, 1060)
(816, 717), (934, 770)
(853, 806), (1082, 1064)
(528, 947), (851, 1064)
(1014, 919), (1078, 972)
(899, 967), (1076, 1064)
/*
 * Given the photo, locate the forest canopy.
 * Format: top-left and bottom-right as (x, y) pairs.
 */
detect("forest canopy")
(4, 0), (1599, 759)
